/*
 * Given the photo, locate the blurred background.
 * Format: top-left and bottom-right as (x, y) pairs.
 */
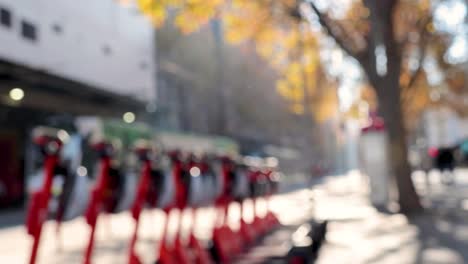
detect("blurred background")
(0, 0), (467, 263)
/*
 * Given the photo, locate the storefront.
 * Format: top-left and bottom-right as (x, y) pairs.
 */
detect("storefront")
(0, 0), (156, 208)
(0, 61), (147, 208)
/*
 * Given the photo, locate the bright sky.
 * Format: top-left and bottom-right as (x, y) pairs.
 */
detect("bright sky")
(434, 0), (467, 31)
(305, 0), (468, 111)
(434, 0), (468, 64)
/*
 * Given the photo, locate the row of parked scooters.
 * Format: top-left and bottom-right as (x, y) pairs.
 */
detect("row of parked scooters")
(25, 127), (281, 264)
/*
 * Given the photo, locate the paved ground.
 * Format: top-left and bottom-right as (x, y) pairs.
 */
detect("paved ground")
(0, 185), (314, 264)
(3, 169), (468, 264)
(314, 169), (468, 264)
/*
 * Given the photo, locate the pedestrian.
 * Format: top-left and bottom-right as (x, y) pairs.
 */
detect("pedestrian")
(435, 147), (456, 185)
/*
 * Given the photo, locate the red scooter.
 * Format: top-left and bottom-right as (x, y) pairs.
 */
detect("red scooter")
(233, 163), (256, 248)
(128, 141), (159, 264)
(264, 168), (280, 229)
(248, 168), (268, 240)
(211, 156), (245, 263)
(82, 141), (124, 264)
(248, 165), (281, 237)
(158, 152), (218, 264)
(156, 150), (191, 264)
(185, 154), (215, 264)
(26, 128), (64, 264)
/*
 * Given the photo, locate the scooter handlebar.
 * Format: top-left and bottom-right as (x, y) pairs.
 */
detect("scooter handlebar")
(32, 127), (64, 156)
(91, 142), (115, 158)
(133, 140), (154, 162)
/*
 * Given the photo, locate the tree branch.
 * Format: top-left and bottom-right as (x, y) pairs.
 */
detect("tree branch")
(307, 2), (366, 61)
(406, 50), (426, 89)
(405, 16), (432, 90)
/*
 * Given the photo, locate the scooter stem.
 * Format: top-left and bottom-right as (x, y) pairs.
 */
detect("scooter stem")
(83, 156), (111, 264)
(128, 160), (152, 263)
(28, 155), (59, 264)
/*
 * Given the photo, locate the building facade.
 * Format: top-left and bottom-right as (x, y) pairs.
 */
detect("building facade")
(0, 0), (156, 207)
(0, 0), (155, 102)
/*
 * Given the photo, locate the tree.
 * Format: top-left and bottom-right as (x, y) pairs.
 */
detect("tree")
(304, 0), (466, 212)
(132, 0), (465, 213)
(154, 13), (312, 155)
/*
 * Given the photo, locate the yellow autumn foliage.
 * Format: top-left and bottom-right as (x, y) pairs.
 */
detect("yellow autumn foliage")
(129, 0), (466, 130)
(312, 87), (339, 122)
(131, 0), (343, 122)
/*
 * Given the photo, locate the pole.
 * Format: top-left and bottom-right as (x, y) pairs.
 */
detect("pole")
(211, 19), (228, 134)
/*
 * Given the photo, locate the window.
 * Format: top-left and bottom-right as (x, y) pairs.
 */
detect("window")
(102, 45), (112, 55)
(0, 8), (11, 28)
(21, 20), (37, 41)
(140, 62), (148, 70)
(52, 23), (62, 34)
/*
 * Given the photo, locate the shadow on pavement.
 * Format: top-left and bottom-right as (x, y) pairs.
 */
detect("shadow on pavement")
(0, 208), (25, 229)
(411, 211), (468, 264)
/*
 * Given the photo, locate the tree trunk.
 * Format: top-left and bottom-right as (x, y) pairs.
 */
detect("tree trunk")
(371, 75), (423, 213)
(363, 0), (422, 213)
(307, 0), (423, 213)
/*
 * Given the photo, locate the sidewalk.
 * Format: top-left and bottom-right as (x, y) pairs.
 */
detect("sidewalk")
(313, 171), (468, 264)
(0, 186), (314, 264)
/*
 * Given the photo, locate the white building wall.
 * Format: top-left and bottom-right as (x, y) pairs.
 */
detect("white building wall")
(344, 120), (360, 171)
(0, 0), (155, 102)
(424, 107), (465, 148)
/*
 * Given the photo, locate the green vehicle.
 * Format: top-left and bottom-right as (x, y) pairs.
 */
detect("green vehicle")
(76, 117), (153, 173)
(155, 131), (239, 157)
